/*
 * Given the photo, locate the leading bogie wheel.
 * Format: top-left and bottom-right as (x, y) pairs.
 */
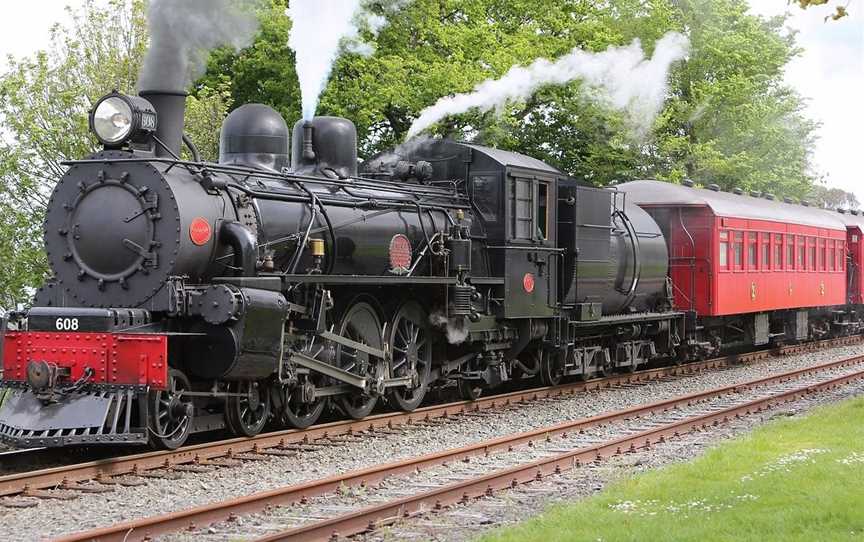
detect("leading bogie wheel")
(279, 377), (327, 429)
(148, 369), (194, 450)
(387, 301), (433, 412)
(335, 298), (385, 419)
(225, 380), (271, 437)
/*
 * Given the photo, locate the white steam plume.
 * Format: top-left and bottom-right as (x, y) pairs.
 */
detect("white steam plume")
(407, 32), (690, 139)
(139, 0), (265, 91)
(288, 1), (409, 120)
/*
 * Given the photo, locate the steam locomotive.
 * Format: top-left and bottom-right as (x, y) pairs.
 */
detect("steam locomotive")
(1, 88), (859, 450)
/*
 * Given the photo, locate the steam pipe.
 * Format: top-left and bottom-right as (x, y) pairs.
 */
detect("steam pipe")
(182, 133), (201, 163)
(302, 121), (316, 161)
(139, 90), (187, 158)
(220, 221), (257, 277)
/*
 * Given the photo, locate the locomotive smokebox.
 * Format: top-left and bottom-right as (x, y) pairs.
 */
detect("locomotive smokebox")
(291, 116), (358, 179)
(139, 89), (187, 158)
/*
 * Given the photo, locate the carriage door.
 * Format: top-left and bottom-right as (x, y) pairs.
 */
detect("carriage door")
(503, 168), (557, 318)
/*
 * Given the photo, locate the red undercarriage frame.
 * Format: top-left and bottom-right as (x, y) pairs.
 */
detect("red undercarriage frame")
(2, 331), (168, 390)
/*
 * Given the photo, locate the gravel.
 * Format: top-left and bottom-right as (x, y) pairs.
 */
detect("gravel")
(2, 344), (864, 541)
(362, 378), (864, 542)
(165, 363), (864, 541)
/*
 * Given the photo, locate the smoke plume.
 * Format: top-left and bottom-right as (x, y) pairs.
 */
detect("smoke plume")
(139, 0), (265, 91)
(407, 32), (690, 139)
(287, 0), (409, 120)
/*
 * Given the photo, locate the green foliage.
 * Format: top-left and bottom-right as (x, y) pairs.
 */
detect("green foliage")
(205, 0), (820, 197)
(0, 0), (231, 306)
(0, 0), (148, 308)
(796, 0), (849, 21)
(483, 396), (864, 542)
(808, 184), (860, 210)
(183, 82), (234, 162)
(0, 0), (829, 306)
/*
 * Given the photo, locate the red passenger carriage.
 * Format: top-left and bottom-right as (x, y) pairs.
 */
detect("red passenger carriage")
(835, 210), (864, 305)
(619, 180), (855, 353)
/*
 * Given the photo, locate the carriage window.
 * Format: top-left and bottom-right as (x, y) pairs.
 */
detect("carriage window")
(762, 236), (770, 268)
(471, 175), (500, 222)
(719, 231), (729, 268)
(818, 239), (826, 271)
(774, 234), (783, 270)
(797, 237), (805, 269)
(839, 241), (845, 270)
(748, 233), (758, 269)
(734, 232), (743, 267)
(808, 237), (816, 271)
(787, 236), (795, 269)
(828, 240), (835, 271)
(536, 183), (548, 241)
(510, 178), (533, 240)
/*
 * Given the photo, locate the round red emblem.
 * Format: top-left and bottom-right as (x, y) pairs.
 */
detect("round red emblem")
(389, 234), (412, 270)
(189, 217), (212, 246)
(523, 273), (535, 293)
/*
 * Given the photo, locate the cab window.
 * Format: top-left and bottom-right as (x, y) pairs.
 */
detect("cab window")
(536, 182), (549, 241)
(510, 178), (533, 240)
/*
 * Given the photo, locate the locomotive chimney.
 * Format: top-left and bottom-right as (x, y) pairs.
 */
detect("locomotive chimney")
(139, 90), (187, 158)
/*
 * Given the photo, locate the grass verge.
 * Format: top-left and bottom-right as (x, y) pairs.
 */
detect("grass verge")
(481, 395), (864, 542)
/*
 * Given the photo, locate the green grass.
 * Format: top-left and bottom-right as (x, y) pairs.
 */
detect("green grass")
(481, 396), (864, 542)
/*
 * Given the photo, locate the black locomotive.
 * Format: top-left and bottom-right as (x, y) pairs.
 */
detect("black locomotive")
(0, 89), (681, 449)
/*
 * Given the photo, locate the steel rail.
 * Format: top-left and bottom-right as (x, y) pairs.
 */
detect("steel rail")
(258, 365), (864, 542)
(0, 335), (857, 496)
(51, 350), (864, 542)
(0, 335), (856, 497)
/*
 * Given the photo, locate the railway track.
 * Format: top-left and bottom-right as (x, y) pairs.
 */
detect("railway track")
(0, 336), (855, 498)
(50, 347), (864, 542)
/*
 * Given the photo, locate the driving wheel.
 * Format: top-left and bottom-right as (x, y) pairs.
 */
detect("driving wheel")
(335, 298), (385, 419)
(387, 302), (433, 412)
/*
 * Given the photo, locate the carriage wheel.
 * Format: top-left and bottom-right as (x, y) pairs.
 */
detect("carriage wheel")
(148, 369), (194, 450)
(387, 302), (433, 412)
(336, 298), (385, 419)
(537, 350), (564, 387)
(225, 380), (271, 438)
(595, 350), (613, 378)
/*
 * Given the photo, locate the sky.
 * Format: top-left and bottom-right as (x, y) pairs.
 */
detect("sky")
(0, 1), (861, 201)
(745, 1), (864, 203)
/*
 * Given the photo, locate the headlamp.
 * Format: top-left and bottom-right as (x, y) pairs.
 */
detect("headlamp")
(89, 92), (158, 147)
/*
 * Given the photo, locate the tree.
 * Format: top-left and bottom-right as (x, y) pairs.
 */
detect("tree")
(0, 0), (232, 307)
(808, 184), (860, 209)
(794, 0), (849, 20)
(204, 0), (819, 196)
